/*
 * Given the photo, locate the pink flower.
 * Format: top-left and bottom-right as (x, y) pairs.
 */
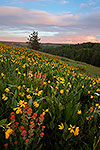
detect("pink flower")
(19, 126), (24, 131)
(27, 108), (32, 116)
(25, 138), (29, 143)
(21, 130), (27, 136)
(10, 112), (15, 116)
(42, 126), (45, 129)
(31, 113), (37, 119)
(40, 132), (44, 137)
(4, 143), (8, 146)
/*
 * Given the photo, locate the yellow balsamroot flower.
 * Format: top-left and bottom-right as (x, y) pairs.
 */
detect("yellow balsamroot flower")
(1, 73), (4, 77)
(16, 107), (22, 114)
(5, 88), (10, 93)
(18, 71), (21, 75)
(26, 94), (31, 99)
(38, 90), (43, 96)
(96, 88), (100, 92)
(43, 82), (46, 85)
(26, 88), (30, 93)
(90, 95), (93, 99)
(4, 96), (8, 101)
(23, 85), (26, 88)
(58, 123), (64, 130)
(21, 92), (25, 97)
(48, 80), (50, 83)
(74, 127), (79, 136)
(77, 110), (82, 115)
(82, 85), (84, 88)
(55, 86), (59, 89)
(17, 100), (27, 107)
(5, 127), (14, 139)
(45, 109), (49, 112)
(2, 94), (8, 101)
(68, 124), (75, 133)
(60, 90), (64, 94)
(95, 103), (99, 107)
(23, 73), (26, 76)
(88, 91), (90, 94)
(42, 108), (49, 115)
(18, 86), (21, 90)
(33, 101), (39, 108)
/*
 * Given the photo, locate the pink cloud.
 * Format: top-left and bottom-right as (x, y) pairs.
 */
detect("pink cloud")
(41, 35), (100, 44)
(0, 6), (78, 27)
(0, 6), (100, 43)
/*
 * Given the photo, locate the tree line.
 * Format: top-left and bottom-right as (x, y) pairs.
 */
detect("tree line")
(26, 31), (100, 67)
(40, 42), (100, 67)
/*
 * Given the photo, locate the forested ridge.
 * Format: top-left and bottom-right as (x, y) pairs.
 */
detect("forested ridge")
(41, 42), (100, 67)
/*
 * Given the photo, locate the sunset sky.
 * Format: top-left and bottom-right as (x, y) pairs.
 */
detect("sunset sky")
(0, 0), (100, 43)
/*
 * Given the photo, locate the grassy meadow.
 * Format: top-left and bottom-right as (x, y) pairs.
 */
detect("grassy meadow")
(0, 43), (100, 150)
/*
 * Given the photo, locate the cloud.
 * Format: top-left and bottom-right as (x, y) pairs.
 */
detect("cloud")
(0, 6), (78, 27)
(80, 0), (96, 8)
(0, 6), (100, 43)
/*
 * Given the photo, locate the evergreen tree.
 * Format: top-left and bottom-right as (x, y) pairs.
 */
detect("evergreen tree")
(27, 31), (40, 50)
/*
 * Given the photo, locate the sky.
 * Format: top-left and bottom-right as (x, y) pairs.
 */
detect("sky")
(0, 0), (100, 43)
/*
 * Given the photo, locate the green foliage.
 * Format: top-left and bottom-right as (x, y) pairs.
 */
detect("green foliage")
(0, 43), (100, 150)
(41, 42), (100, 67)
(27, 31), (40, 50)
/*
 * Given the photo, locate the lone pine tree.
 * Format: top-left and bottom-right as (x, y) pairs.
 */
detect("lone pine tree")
(27, 31), (40, 50)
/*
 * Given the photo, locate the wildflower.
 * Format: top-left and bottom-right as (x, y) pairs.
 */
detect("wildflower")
(5, 88), (10, 93)
(90, 95), (93, 99)
(82, 85), (84, 88)
(27, 108), (32, 116)
(21, 92), (25, 97)
(1, 73), (5, 77)
(74, 127), (79, 136)
(19, 126), (25, 131)
(14, 141), (18, 144)
(18, 86), (21, 90)
(26, 88), (30, 93)
(38, 90), (43, 96)
(10, 114), (15, 121)
(77, 110), (82, 115)
(68, 124), (75, 133)
(26, 94), (32, 99)
(33, 101), (39, 108)
(2, 94), (8, 101)
(58, 123), (64, 130)
(25, 138), (29, 143)
(5, 128), (14, 139)
(42, 126), (45, 129)
(23, 85), (26, 88)
(18, 71), (21, 75)
(89, 106), (94, 113)
(55, 86), (59, 89)
(16, 107), (22, 114)
(21, 130), (27, 136)
(88, 91), (90, 94)
(60, 90), (64, 94)
(48, 80), (50, 83)
(40, 132), (44, 137)
(31, 113), (37, 119)
(4, 143), (8, 146)
(39, 114), (44, 121)
(45, 109), (49, 112)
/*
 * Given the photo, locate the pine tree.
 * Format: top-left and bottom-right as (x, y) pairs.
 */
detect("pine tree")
(27, 31), (40, 50)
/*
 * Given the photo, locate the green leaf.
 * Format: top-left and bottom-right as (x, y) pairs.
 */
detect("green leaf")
(28, 97), (33, 106)
(64, 102), (72, 122)
(50, 115), (55, 129)
(0, 119), (7, 125)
